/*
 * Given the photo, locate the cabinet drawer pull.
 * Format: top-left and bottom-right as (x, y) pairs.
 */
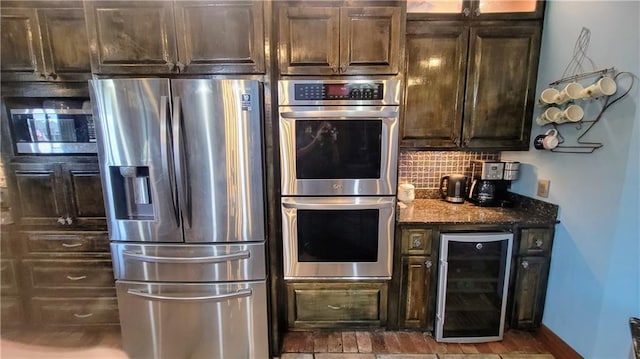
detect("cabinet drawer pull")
(521, 261), (529, 269)
(66, 275), (87, 281)
(425, 260), (433, 268)
(73, 313), (94, 319)
(61, 242), (83, 248)
(535, 239), (544, 247)
(327, 305), (343, 310)
(57, 217), (66, 225)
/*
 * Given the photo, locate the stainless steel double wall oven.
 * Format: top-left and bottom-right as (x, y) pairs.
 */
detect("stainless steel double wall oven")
(279, 80), (400, 279)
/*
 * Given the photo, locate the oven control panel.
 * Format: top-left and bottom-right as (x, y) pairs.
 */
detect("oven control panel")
(294, 83), (384, 100)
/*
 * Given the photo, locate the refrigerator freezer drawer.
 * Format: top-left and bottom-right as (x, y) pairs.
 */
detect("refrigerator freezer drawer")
(111, 242), (266, 282)
(116, 280), (269, 359)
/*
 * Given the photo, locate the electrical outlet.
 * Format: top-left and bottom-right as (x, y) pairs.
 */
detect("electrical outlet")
(537, 179), (550, 198)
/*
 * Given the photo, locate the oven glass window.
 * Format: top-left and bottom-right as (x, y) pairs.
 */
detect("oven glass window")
(295, 120), (382, 179)
(297, 209), (379, 262)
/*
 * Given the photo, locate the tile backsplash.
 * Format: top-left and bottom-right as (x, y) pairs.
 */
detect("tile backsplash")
(398, 150), (501, 188)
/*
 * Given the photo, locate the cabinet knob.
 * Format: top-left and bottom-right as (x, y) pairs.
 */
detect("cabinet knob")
(339, 66), (347, 73)
(521, 261), (529, 269)
(331, 66), (339, 74)
(176, 62), (186, 72)
(475, 243), (483, 250)
(166, 62), (175, 71)
(462, 7), (471, 17)
(65, 216), (73, 225)
(535, 238), (544, 247)
(474, 8), (481, 17)
(425, 260), (432, 268)
(411, 238), (422, 249)
(57, 217), (66, 225)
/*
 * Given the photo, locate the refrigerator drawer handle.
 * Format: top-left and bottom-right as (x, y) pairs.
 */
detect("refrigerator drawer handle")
(282, 201), (392, 210)
(126, 288), (252, 302)
(122, 250), (250, 263)
(280, 110), (398, 119)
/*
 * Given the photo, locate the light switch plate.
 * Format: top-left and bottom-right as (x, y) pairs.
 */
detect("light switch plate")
(537, 179), (550, 198)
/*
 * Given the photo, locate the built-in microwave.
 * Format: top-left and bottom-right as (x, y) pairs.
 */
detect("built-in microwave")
(10, 108), (97, 154)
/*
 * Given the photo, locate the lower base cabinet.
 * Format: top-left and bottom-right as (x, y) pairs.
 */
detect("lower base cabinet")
(511, 255), (550, 329)
(286, 282), (388, 330)
(398, 255), (433, 329)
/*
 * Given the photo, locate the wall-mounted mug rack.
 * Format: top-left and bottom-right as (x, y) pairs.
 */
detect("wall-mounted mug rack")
(534, 68), (636, 154)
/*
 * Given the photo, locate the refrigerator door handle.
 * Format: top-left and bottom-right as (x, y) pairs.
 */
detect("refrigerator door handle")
(122, 250), (251, 263)
(172, 96), (192, 228)
(126, 288), (252, 302)
(160, 95), (179, 224)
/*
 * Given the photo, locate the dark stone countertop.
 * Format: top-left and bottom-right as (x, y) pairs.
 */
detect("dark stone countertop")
(397, 196), (559, 226)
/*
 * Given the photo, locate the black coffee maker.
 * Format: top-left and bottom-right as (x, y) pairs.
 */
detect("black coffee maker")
(467, 161), (515, 207)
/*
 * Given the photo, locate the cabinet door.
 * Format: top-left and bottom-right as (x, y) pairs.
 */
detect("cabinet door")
(174, 1), (264, 74)
(511, 256), (549, 329)
(401, 22), (467, 148)
(462, 24), (541, 150)
(339, 7), (401, 75)
(278, 6), (340, 75)
(0, 7), (46, 81)
(84, 1), (178, 74)
(398, 256), (433, 329)
(407, 0), (544, 20)
(12, 163), (66, 226)
(60, 163), (106, 227)
(37, 8), (91, 81)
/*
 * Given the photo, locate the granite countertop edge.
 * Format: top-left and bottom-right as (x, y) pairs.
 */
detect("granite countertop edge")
(396, 193), (559, 226)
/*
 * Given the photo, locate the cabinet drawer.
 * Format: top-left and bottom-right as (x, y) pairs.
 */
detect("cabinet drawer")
(23, 259), (114, 291)
(24, 231), (110, 254)
(1, 296), (25, 327)
(30, 297), (119, 326)
(287, 282), (387, 329)
(519, 228), (553, 255)
(0, 259), (19, 295)
(401, 228), (432, 255)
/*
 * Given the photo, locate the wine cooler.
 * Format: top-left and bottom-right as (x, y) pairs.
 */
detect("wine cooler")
(436, 232), (513, 343)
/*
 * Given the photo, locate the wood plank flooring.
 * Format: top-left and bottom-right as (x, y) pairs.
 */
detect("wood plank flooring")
(281, 330), (552, 356)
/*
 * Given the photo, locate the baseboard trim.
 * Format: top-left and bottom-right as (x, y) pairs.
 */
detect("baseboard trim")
(535, 324), (584, 359)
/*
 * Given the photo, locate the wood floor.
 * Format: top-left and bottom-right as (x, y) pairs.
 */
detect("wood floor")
(280, 330), (552, 356)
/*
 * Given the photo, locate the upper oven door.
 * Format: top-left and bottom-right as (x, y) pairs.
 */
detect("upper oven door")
(279, 106), (399, 196)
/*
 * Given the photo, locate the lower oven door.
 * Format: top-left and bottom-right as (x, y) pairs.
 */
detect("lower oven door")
(116, 280), (269, 359)
(281, 196), (395, 279)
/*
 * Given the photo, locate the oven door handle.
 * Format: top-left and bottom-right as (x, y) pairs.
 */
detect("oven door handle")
(282, 199), (394, 210)
(280, 110), (398, 119)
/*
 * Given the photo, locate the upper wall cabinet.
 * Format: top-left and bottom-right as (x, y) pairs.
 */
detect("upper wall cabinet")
(406, 0), (544, 20)
(84, 0), (265, 75)
(278, 3), (402, 75)
(0, 1), (91, 82)
(401, 21), (541, 150)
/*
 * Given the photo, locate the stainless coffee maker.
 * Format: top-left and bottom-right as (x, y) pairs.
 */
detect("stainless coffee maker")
(467, 160), (520, 207)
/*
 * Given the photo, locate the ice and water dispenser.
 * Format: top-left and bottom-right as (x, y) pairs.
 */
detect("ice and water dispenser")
(109, 166), (153, 220)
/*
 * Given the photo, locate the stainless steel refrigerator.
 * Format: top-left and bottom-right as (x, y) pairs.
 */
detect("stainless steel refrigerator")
(89, 79), (268, 359)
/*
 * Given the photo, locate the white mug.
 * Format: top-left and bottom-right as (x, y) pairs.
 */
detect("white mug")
(555, 82), (584, 104)
(554, 104), (584, 123)
(397, 183), (415, 204)
(535, 107), (561, 126)
(581, 77), (617, 99)
(537, 88), (560, 107)
(534, 129), (559, 150)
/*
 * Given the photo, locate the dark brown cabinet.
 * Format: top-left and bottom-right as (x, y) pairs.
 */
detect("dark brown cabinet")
(18, 230), (117, 328)
(396, 227), (436, 330)
(11, 161), (105, 228)
(286, 281), (388, 329)
(401, 20), (541, 150)
(511, 227), (553, 329)
(84, 0), (265, 75)
(407, 0), (544, 21)
(0, 2), (91, 82)
(278, 4), (402, 75)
